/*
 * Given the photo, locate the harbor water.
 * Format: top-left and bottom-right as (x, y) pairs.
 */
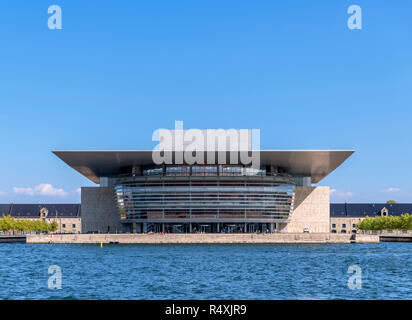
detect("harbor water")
(0, 242), (410, 299)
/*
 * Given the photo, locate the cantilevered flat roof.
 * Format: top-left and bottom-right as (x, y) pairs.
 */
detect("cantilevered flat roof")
(52, 150), (354, 184)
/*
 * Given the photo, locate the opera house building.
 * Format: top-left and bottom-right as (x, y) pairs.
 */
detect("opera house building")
(53, 135), (353, 234)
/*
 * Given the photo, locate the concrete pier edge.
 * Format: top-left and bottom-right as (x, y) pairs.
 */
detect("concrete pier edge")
(26, 233), (379, 244)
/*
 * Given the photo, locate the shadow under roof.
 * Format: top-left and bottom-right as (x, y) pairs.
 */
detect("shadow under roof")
(52, 150), (354, 184)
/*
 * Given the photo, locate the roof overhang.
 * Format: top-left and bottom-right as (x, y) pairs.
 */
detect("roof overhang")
(52, 150), (354, 184)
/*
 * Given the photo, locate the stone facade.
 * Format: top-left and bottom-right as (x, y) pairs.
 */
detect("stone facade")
(80, 185), (331, 234)
(285, 186), (330, 233)
(330, 217), (363, 234)
(330, 206), (394, 234)
(81, 187), (123, 233)
(52, 217), (82, 233)
(8, 216), (81, 233)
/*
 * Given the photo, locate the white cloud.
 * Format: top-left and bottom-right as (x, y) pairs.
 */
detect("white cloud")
(13, 184), (68, 196)
(330, 189), (354, 198)
(75, 188), (81, 194)
(383, 187), (401, 193)
(13, 187), (34, 196)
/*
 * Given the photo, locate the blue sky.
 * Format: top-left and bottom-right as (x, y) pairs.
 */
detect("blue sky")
(0, 1), (411, 203)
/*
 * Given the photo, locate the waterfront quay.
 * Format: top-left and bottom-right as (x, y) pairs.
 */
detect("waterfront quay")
(26, 233), (379, 244)
(0, 235), (26, 243)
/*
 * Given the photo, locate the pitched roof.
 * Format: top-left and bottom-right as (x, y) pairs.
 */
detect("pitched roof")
(0, 204), (81, 218)
(330, 203), (412, 217)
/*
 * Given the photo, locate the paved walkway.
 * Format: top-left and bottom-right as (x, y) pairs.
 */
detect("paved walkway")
(26, 233), (379, 244)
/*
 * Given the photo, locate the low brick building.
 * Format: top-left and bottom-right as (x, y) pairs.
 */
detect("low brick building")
(330, 203), (412, 234)
(0, 204), (81, 233)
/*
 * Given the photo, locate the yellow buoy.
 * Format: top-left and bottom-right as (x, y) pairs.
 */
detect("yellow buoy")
(100, 239), (103, 248)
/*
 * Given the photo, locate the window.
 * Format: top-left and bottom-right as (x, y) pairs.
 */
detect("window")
(166, 166), (190, 176)
(244, 167), (266, 176)
(219, 165), (243, 176)
(192, 165), (217, 176)
(352, 224), (357, 228)
(143, 168), (163, 176)
(341, 230), (346, 233)
(62, 224), (66, 228)
(72, 224), (76, 228)
(331, 230), (337, 233)
(332, 224), (336, 228)
(342, 224), (346, 228)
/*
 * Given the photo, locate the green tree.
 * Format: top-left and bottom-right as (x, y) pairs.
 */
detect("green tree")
(0, 215), (57, 232)
(357, 214), (412, 231)
(49, 221), (58, 232)
(386, 200), (398, 204)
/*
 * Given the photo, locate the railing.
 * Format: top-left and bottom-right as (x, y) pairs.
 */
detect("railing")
(357, 230), (412, 236)
(0, 230), (49, 236)
(116, 171), (294, 180)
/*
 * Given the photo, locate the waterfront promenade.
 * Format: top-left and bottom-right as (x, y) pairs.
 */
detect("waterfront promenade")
(26, 233), (379, 244)
(0, 235), (26, 243)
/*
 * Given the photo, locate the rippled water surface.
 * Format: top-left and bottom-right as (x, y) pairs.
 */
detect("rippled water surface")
(0, 242), (410, 299)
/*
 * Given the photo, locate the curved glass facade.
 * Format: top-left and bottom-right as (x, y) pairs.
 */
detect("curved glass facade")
(114, 165), (295, 224)
(142, 165), (267, 177)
